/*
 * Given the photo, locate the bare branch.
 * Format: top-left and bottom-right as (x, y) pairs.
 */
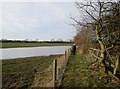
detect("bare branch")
(75, 2), (99, 23)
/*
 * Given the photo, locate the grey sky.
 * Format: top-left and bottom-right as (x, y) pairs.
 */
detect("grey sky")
(1, 2), (80, 41)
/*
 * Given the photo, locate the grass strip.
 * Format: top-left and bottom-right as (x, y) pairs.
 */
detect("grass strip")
(1, 42), (72, 48)
(60, 52), (120, 88)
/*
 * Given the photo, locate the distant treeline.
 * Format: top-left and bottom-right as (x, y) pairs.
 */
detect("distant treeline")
(0, 39), (73, 43)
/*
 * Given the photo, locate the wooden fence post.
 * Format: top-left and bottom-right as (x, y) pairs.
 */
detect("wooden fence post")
(69, 48), (71, 56)
(68, 49), (69, 57)
(65, 51), (67, 60)
(65, 51), (68, 64)
(59, 48), (72, 86)
(68, 48), (71, 57)
(53, 60), (57, 88)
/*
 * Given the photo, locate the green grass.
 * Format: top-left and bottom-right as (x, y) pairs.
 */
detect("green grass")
(60, 52), (120, 88)
(0, 42), (72, 48)
(2, 55), (62, 88)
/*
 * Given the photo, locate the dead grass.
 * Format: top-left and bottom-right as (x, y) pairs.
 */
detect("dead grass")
(2, 55), (63, 89)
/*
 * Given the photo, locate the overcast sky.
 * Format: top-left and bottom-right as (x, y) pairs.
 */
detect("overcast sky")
(1, 2), (81, 41)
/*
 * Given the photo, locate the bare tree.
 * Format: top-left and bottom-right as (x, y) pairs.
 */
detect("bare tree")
(73, 0), (120, 81)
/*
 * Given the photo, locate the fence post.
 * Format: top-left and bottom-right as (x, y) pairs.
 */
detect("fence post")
(68, 48), (71, 57)
(65, 51), (68, 62)
(53, 59), (57, 88)
(68, 49), (69, 57)
(69, 48), (71, 56)
(65, 50), (67, 56)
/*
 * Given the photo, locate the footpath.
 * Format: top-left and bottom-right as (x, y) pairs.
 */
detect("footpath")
(60, 52), (120, 88)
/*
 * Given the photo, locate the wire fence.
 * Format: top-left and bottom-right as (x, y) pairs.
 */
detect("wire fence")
(53, 48), (72, 87)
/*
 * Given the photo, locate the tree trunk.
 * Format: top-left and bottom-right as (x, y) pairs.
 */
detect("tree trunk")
(95, 25), (108, 73)
(95, 25), (106, 62)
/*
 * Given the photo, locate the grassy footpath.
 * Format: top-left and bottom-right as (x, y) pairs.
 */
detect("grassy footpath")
(60, 52), (120, 88)
(0, 42), (72, 48)
(2, 55), (62, 89)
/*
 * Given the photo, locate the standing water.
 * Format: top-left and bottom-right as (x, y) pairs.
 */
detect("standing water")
(0, 46), (71, 59)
